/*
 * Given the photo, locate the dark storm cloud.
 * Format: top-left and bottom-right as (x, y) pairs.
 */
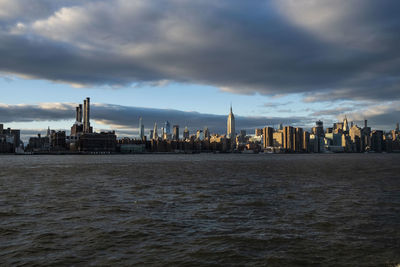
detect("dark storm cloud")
(0, 103), (75, 122)
(0, 103), (306, 134)
(0, 0), (400, 101)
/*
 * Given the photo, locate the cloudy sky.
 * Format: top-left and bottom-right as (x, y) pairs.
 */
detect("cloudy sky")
(0, 0), (399, 140)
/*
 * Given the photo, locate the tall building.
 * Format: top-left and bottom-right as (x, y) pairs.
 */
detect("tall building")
(303, 131), (310, 152)
(183, 126), (189, 140)
(173, 125), (179, 141)
(343, 116), (349, 132)
(164, 121), (171, 135)
(294, 127), (304, 152)
(204, 127), (210, 139)
(371, 130), (383, 152)
(263, 127), (273, 148)
(255, 128), (262, 136)
(283, 126), (294, 152)
(362, 119), (371, 150)
(349, 124), (362, 152)
(227, 104), (235, 139)
(273, 131), (284, 147)
(139, 117), (144, 140)
(0, 124), (21, 153)
(152, 123), (158, 140)
(333, 122), (344, 133)
(312, 120), (324, 137)
(196, 130), (203, 140)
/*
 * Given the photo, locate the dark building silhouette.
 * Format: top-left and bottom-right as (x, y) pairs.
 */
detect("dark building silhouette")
(173, 125), (179, 141)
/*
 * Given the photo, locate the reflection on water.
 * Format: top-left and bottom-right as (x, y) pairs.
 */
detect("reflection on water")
(0, 154), (399, 266)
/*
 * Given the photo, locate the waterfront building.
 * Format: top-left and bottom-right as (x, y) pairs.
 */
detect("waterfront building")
(262, 127), (274, 148)
(118, 138), (146, 153)
(0, 124), (22, 153)
(310, 134), (324, 153)
(26, 134), (50, 152)
(294, 127), (304, 152)
(77, 132), (117, 152)
(283, 126), (294, 152)
(303, 131), (310, 152)
(227, 105), (235, 139)
(50, 130), (67, 150)
(273, 131), (284, 148)
(324, 133), (344, 152)
(371, 130), (383, 152)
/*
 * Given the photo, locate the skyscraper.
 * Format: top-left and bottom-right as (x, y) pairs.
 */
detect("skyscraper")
(204, 127), (210, 139)
(227, 104), (235, 139)
(173, 125), (179, 141)
(152, 122), (158, 140)
(343, 116), (349, 132)
(139, 117), (144, 140)
(164, 121), (171, 135)
(312, 120), (324, 137)
(183, 126), (189, 140)
(283, 126), (294, 152)
(263, 127), (273, 148)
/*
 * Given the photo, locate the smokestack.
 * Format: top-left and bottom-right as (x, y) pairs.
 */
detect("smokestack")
(75, 106), (80, 122)
(83, 99), (87, 132)
(78, 104), (82, 122)
(86, 97), (90, 132)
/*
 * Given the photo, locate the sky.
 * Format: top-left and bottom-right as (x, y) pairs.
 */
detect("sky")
(0, 0), (399, 141)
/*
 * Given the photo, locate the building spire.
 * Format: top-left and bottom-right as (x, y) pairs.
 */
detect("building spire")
(230, 102), (232, 114)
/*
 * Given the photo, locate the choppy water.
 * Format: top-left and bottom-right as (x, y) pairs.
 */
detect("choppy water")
(0, 154), (399, 266)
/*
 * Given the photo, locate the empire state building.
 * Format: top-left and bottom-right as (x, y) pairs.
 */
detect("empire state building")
(227, 105), (235, 139)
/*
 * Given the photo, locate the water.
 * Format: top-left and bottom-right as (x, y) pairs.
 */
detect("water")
(0, 154), (399, 266)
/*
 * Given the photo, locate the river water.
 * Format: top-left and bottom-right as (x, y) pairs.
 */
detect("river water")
(0, 154), (399, 266)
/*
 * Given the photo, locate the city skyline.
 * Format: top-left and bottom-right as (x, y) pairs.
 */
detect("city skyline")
(0, 1), (400, 138)
(2, 99), (400, 143)
(2, 96), (399, 154)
